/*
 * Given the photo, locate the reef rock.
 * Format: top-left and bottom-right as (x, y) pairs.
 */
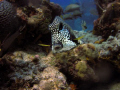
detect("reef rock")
(94, 0), (116, 16)
(93, 1), (120, 39)
(15, 1), (63, 45)
(49, 30), (120, 84)
(1, 30), (120, 89)
(35, 66), (69, 90)
(0, 48), (70, 89)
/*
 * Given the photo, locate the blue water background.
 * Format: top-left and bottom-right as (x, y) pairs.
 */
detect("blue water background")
(51, 0), (98, 31)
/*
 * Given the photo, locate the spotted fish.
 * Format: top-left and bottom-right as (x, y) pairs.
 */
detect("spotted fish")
(49, 16), (76, 53)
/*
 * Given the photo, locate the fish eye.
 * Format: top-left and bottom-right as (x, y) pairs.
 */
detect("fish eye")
(59, 23), (63, 30)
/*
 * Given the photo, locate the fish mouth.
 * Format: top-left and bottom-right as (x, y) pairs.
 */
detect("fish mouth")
(53, 43), (63, 51)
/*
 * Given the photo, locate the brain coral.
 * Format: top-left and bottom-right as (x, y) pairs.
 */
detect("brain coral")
(0, 0), (18, 40)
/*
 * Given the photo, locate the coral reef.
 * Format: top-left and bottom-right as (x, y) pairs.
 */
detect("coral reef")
(0, 44), (70, 89)
(15, 0), (63, 45)
(0, 0), (63, 54)
(49, 30), (120, 87)
(1, 0), (120, 90)
(36, 66), (69, 90)
(93, 1), (120, 39)
(94, 0), (116, 17)
(1, 29), (120, 89)
(72, 30), (103, 44)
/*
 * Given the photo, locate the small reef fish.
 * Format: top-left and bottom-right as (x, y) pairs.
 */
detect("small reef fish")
(49, 16), (77, 53)
(61, 10), (82, 20)
(64, 4), (80, 13)
(73, 35), (85, 40)
(72, 10), (82, 17)
(81, 20), (87, 30)
(61, 13), (74, 20)
(38, 44), (50, 46)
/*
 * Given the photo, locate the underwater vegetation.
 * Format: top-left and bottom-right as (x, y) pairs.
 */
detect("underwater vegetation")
(1, 0), (120, 90)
